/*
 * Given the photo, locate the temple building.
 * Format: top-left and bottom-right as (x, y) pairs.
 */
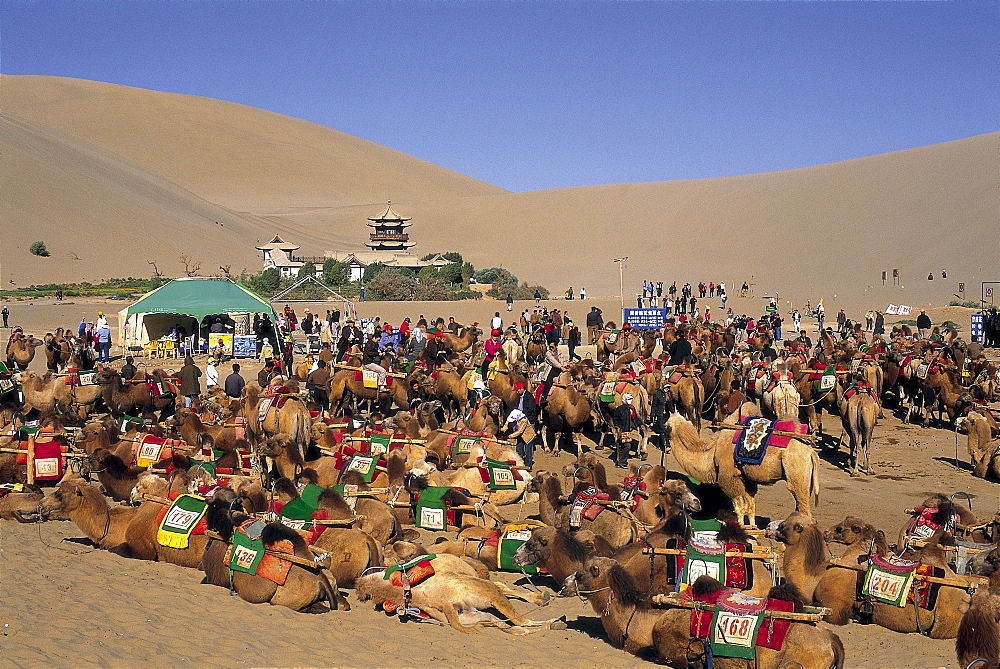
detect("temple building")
(323, 201), (451, 282)
(255, 235), (305, 278)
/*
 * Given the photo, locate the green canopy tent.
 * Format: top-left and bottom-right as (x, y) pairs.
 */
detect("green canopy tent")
(117, 277), (277, 353)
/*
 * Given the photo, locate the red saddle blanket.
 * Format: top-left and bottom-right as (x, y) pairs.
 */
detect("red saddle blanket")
(15, 439), (66, 482)
(568, 487), (609, 527)
(688, 587), (794, 651)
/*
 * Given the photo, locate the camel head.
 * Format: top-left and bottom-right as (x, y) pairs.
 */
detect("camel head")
(130, 470), (168, 504)
(39, 478), (92, 519)
(768, 511), (818, 544)
(825, 515), (877, 547)
(482, 395), (503, 416)
(513, 525), (562, 570)
(383, 540), (429, 566)
(574, 556), (646, 607)
(965, 545), (1000, 578)
(257, 433), (299, 462)
(658, 479), (702, 514)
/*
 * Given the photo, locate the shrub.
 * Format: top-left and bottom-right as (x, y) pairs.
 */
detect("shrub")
(322, 259), (350, 285)
(438, 263), (466, 285)
(297, 262), (317, 278)
(473, 267), (518, 285)
(487, 280), (549, 300)
(29, 241), (49, 257)
(362, 262), (389, 284)
(367, 268), (418, 301)
(948, 300), (982, 309)
(418, 266), (439, 283)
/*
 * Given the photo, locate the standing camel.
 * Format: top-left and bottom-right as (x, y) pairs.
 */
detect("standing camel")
(6, 335), (44, 371)
(838, 383), (879, 475)
(665, 407), (820, 524)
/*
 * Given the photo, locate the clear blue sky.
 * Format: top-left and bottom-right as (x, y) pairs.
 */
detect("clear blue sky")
(2, 1), (997, 193)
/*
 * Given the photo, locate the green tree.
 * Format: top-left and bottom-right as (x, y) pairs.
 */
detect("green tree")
(367, 268), (418, 300)
(438, 263), (465, 285)
(297, 262), (317, 278)
(322, 258), (350, 285)
(255, 268), (281, 294)
(418, 266), (439, 283)
(29, 241), (50, 257)
(362, 262), (389, 283)
(442, 251), (463, 264)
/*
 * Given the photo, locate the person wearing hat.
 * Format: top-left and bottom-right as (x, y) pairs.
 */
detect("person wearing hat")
(612, 393), (643, 469)
(337, 318), (363, 361)
(307, 359), (331, 416)
(205, 358), (219, 389)
(378, 325), (397, 353)
(482, 328), (503, 376)
(539, 340), (569, 404)
(96, 311), (108, 328)
(507, 381), (537, 423)
(468, 378), (491, 413)
(502, 409), (537, 469)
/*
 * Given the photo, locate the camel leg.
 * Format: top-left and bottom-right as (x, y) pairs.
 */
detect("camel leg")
(441, 605), (482, 633)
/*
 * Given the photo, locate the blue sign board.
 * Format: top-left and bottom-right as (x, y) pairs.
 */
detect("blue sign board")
(233, 335), (256, 358)
(623, 308), (667, 329)
(971, 313), (984, 341)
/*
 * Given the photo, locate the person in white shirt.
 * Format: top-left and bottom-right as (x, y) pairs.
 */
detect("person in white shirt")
(490, 312), (503, 331)
(205, 359), (219, 389)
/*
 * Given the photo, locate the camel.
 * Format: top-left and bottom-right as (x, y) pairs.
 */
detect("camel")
(572, 557), (846, 667)
(6, 334), (43, 371)
(89, 448), (149, 502)
(665, 407), (820, 524)
(408, 446), (529, 507)
(43, 330), (73, 372)
(268, 480), (382, 587)
(523, 328), (547, 363)
(512, 526), (615, 588)
(541, 369), (601, 455)
(258, 432), (348, 489)
(464, 395), (504, 434)
(818, 515), (971, 637)
(200, 501), (350, 612)
(768, 512), (830, 603)
(96, 367), (175, 418)
(426, 364), (472, 421)
(956, 586), (1000, 669)
(0, 484), (49, 521)
(38, 477), (138, 552)
(838, 382), (879, 475)
(532, 469), (682, 549)
(325, 360), (422, 416)
(382, 539), (550, 605)
(75, 421), (136, 462)
(761, 374), (800, 421)
(431, 325), (482, 356)
(355, 566), (559, 634)
(788, 358), (843, 434)
(670, 372), (705, 431)
(596, 378), (652, 456)
(400, 471), (508, 529)
(17, 371), (74, 416)
(957, 410), (1000, 479)
(242, 384), (311, 457)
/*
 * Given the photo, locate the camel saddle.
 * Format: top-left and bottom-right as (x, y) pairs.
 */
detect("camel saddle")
(155, 493), (208, 548)
(861, 553), (942, 609)
(676, 535), (753, 592)
(384, 554), (436, 588)
(686, 586), (794, 657)
(731, 417), (805, 466)
(226, 519), (299, 586)
(568, 486), (608, 528)
(264, 384), (293, 407)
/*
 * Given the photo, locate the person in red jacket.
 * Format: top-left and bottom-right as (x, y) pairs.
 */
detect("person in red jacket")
(482, 329), (503, 375)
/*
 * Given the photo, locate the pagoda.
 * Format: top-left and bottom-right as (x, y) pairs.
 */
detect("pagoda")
(365, 201), (415, 252)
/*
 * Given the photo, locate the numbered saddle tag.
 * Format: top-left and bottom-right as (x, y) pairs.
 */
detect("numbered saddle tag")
(569, 501), (585, 528)
(233, 545), (259, 570)
(910, 522), (937, 539)
(164, 506), (199, 532)
(369, 441), (388, 458)
(491, 467), (515, 487)
(714, 611), (760, 648)
(34, 458), (60, 478)
(819, 374), (836, 391)
(505, 529), (533, 542)
(863, 568), (911, 607)
(137, 441), (164, 466)
(78, 371), (98, 386)
(347, 456), (375, 474)
(282, 518), (308, 531)
(420, 507), (445, 531)
(693, 530), (720, 543)
(685, 558), (722, 584)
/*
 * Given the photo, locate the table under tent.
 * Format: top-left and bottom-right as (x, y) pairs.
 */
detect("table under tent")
(118, 277), (278, 359)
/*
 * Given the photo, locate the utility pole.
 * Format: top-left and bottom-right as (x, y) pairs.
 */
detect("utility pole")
(614, 257), (628, 319)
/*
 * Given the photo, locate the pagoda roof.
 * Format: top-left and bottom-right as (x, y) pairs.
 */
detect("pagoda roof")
(367, 201), (411, 223)
(255, 234), (300, 251)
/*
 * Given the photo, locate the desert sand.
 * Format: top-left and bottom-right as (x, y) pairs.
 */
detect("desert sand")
(2, 75), (998, 314)
(1, 299), (998, 667)
(1, 73), (997, 667)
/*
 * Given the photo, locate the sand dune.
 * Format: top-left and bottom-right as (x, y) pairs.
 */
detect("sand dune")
(2, 74), (996, 312)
